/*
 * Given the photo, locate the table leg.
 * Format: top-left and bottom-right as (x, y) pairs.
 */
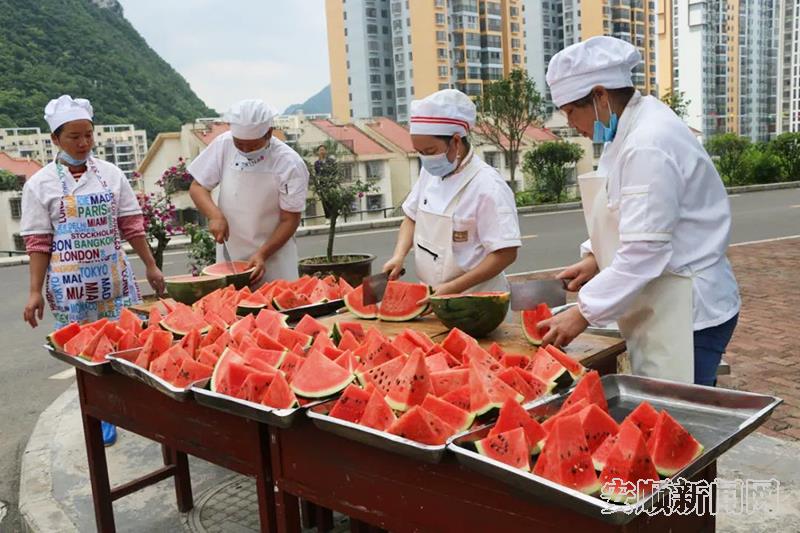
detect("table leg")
(162, 445), (193, 512)
(81, 410), (116, 532)
(300, 500), (315, 529)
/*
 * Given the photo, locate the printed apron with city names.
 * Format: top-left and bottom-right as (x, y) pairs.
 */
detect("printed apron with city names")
(46, 159), (140, 327)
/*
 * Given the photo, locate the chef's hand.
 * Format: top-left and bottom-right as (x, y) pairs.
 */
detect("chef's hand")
(208, 216), (229, 244)
(146, 264), (166, 296)
(382, 255), (405, 280)
(418, 282), (456, 311)
(246, 252), (266, 283)
(538, 305), (589, 348)
(557, 254), (599, 292)
(24, 292), (45, 328)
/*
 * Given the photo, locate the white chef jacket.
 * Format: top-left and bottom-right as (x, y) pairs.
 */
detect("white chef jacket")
(21, 159), (142, 236)
(578, 93), (740, 331)
(402, 154), (522, 272)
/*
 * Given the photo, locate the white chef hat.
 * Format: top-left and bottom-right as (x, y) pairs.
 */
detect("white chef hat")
(44, 95), (94, 132)
(546, 36), (641, 108)
(409, 89), (475, 137)
(223, 99), (278, 140)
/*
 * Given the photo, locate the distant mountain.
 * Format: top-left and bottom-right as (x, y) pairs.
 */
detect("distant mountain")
(284, 85), (332, 115)
(0, 0), (215, 137)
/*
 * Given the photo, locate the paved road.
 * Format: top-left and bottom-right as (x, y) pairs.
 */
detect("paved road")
(0, 187), (797, 531)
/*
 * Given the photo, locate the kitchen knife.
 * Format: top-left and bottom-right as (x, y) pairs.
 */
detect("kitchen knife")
(509, 279), (567, 311)
(362, 268), (406, 305)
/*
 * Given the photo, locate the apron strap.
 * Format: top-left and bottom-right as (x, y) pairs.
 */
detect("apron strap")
(442, 159), (482, 217)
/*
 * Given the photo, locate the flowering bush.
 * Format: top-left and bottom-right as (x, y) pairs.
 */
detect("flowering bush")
(158, 158), (193, 194)
(137, 181), (180, 270)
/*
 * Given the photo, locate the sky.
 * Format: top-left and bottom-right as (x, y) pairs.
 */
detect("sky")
(117, 0), (330, 113)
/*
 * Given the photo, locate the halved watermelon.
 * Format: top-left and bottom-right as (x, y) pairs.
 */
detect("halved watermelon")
(385, 351), (432, 411)
(489, 398), (547, 453)
(476, 427), (531, 471)
(377, 281), (430, 322)
(521, 303), (552, 345)
(328, 384), (372, 423)
(599, 423), (659, 503)
(533, 413), (601, 494)
(48, 322), (82, 351)
(343, 285), (377, 320)
(387, 406), (455, 445)
(262, 372), (298, 409)
(359, 389), (397, 431)
(290, 350), (354, 398)
(647, 410), (704, 476)
(421, 394), (475, 432)
(202, 261), (255, 290)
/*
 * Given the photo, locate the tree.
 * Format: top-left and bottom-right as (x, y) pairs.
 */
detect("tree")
(661, 89), (691, 119)
(0, 169), (22, 191)
(522, 141), (584, 203)
(767, 132), (800, 180)
(477, 70), (546, 191)
(740, 147), (786, 185)
(705, 133), (751, 186)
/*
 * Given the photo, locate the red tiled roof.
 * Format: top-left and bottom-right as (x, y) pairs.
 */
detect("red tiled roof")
(362, 117), (415, 153)
(311, 119), (389, 155)
(524, 126), (559, 142)
(0, 152), (43, 179)
(193, 123), (230, 145)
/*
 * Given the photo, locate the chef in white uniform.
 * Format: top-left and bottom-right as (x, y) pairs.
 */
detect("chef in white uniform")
(188, 99), (309, 285)
(383, 89), (522, 298)
(538, 36), (740, 386)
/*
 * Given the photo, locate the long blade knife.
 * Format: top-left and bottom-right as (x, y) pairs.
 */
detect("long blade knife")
(362, 268), (406, 305)
(510, 279), (567, 311)
(221, 240), (237, 275)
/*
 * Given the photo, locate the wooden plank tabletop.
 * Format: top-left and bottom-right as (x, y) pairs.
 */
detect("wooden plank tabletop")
(317, 311), (452, 339)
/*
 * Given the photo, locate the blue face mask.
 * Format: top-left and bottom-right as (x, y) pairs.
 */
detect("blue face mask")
(592, 98), (618, 144)
(419, 138), (460, 177)
(58, 151), (88, 166)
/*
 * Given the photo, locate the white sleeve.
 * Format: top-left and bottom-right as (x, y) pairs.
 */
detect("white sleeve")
(402, 176), (424, 221)
(117, 168), (142, 216)
(20, 180), (54, 236)
(476, 183), (521, 253)
(187, 139), (224, 190)
(580, 239), (593, 257)
(577, 240), (672, 326)
(279, 160), (309, 213)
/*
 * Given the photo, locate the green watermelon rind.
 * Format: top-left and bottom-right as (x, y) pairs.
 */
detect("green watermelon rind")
(202, 262), (255, 290)
(343, 286), (377, 319)
(429, 292), (510, 337)
(165, 274), (227, 305)
(291, 374), (354, 398)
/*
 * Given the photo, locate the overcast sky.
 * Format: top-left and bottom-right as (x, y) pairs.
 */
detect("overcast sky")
(117, 0), (330, 113)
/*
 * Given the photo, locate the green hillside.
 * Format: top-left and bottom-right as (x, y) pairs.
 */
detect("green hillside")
(0, 0), (215, 137)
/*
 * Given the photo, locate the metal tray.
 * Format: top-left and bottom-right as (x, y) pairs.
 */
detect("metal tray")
(191, 385), (326, 428)
(280, 299), (345, 323)
(307, 399), (449, 464)
(44, 344), (111, 376)
(552, 303), (621, 338)
(106, 352), (208, 402)
(448, 374), (782, 525)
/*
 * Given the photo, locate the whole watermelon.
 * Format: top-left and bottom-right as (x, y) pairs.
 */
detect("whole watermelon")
(429, 292), (510, 337)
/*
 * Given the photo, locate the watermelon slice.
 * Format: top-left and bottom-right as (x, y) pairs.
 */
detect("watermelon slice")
(290, 349), (354, 398)
(229, 315), (256, 345)
(255, 308), (288, 336)
(599, 423), (660, 503)
(497, 367), (541, 403)
(243, 347), (286, 369)
(562, 370), (608, 412)
(578, 403), (620, 454)
(387, 406), (455, 445)
(521, 303), (552, 345)
(172, 358), (214, 388)
(541, 398), (590, 432)
(294, 314), (330, 339)
(278, 328), (312, 352)
(237, 371), (276, 403)
(527, 347), (569, 385)
(355, 355), (408, 393)
(328, 384), (372, 423)
(377, 281), (430, 322)
(440, 328), (477, 360)
(273, 289), (312, 311)
(343, 285), (378, 319)
(359, 389), (397, 431)
(63, 327), (96, 356)
(134, 330), (173, 369)
(533, 413), (601, 495)
(487, 342), (505, 359)
(593, 418), (639, 471)
(544, 345), (586, 380)
(425, 352), (451, 373)
(48, 323), (82, 351)
(468, 361), (524, 416)
(160, 307), (209, 336)
(331, 321), (366, 345)
(626, 401), (660, 441)
(262, 372), (298, 409)
(489, 398), (547, 453)
(392, 333), (421, 355)
(647, 411), (704, 476)
(278, 351), (305, 383)
(355, 338), (403, 369)
(210, 348), (250, 396)
(510, 367), (552, 401)
(334, 350), (359, 373)
(117, 330), (141, 352)
(421, 394), (475, 432)
(430, 368), (469, 397)
(89, 335), (116, 362)
(197, 345), (221, 367)
(476, 427), (531, 471)
(385, 351), (432, 411)
(499, 353), (528, 369)
(441, 384), (471, 412)
(119, 308), (144, 336)
(337, 330), (361, 352)
(179, 328), (202, 358)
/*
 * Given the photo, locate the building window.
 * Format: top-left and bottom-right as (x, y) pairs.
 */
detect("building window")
(436, 30), (446, 41)
(484, 151), (500, 169)
(305, 198), (318, 218)
(13, 233), (24, 252)
(372, 107), (383, 116)
(438, 65), (448, 77)
(437, 48), (447, 59)
(593, 143), (603, 158)
(9, 196), (22, 219)
(367, 24), (378, 34)
(367, 194), (384, 211)
(435, 13), (445, 24)
(371, 90), (382, 100)
(366, 161), (384, 179)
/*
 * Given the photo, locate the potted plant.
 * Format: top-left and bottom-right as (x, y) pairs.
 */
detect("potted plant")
(137, 183), (180, 270)
(297, 143), (376, 287)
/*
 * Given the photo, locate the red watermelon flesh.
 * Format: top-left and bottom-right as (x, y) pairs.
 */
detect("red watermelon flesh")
(102, 323), (126, 345)
(562, 371), (608, 412)
(626, 401), (660, 441)
(387, 406), (455, 445)
(213, 330), (233, 350)
(355, 355), (407, 394)
(204, 311), (230, 331)
(238, 335), (259, 354)
(278, 328), (312, 351)
(329, 384), (372, 423)
(545, 345), (586, 380)
(487, 342), (506, 360)
(244, 357), (280, 376)
(79, 328), (108, 360)
(118, 308), (143, 336)
(377, 281), (430, 322)
(355, 339), (403, 369)
(90, 335), (116, 362)
(262, 372), (298, 409)
(278, 352), (305, 383)
(197, 346), (221, 368)
(312, 332), (338, 356)
(48, 323), (82, 351)
(468, 361), (524, 416)
(521, 303), (552, 345)
(334, 350), (359, 373)
(323, 345), (344, 360)
(150, 353), (180, 382)
(273, 289), (311, 311)
(210, 349), (250, 396)
(201, 324), (225, 347)
(599, 423), (660, 503)
(533, 413), (601, 495)
(147, 308), (161, 328)
(343, 285), (377, 319)
(510, 367), (552, 401)
(254, 330), (288, 352)
(441, 328), (477, 360)
(161, 307), (208, 336)
(229, 315), (256, 345)
(541, 398), (590, 432)
(290, 349), (354, 398)
(404, 329), (434, 351)
(497, 367), (540, 403)
(421, 394), (475, 432)
(462, 343), (504, 375)
(135, 330), (173, 369)
(359, 389), (397, 431)
(238, 371), (276, 403)
(430, 368), (469, 397)
(476, 427), (531, 471)
(294, 314), (329, 339)
(578, 404), (620, 454)
(255, 308), (288, 336)
(116, 330), (141, 352)
(337, 330), (361, 352)
(593, 418), (639, 471)
(489, 398), (547, 453)
(441, 384), (471, 412)
(527, 347), (568, 385)
(243, 347), (286, 369)
(173, 358), (213, 388)
(647, 410), (704, 476)
(500, 353), (528, 369)
(385, 351), (432, 411)
(332, 321), (366, 344)
(63, 327), (96, 356)
(392, 333), (420, 355)
(425, 353), (451, 373)
(179, 328), (202, 358)
(338, 276), (354, 295)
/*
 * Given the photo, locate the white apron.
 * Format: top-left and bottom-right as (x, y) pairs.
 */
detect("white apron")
(578, 171), (694, 383)
(217, 154), (299, 286)
(414, 163), (509, 294)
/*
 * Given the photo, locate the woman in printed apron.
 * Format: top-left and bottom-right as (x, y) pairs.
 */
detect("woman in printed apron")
(21, 95), (166, 445)
(383, 89), (522, 298)
(188, 99), (309, 286)
(537, 37), (740, 386)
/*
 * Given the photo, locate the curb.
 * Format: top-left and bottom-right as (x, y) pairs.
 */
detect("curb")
(18, 385), (80, 533)
(726, 181), (800, 194)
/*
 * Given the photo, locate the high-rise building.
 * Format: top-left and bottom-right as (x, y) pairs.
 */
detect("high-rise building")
(524, 0), (564, 109)
(326, 0), (525, 123)
(658, 0), (778, 141)
(778, 0), (800, 132)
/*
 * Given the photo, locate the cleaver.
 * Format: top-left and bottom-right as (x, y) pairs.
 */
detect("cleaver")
(510, 279), (567, 311)
(362, 268), (406, 305)
(221, 240), (237, 274)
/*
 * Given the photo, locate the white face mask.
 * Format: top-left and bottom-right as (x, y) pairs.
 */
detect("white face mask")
(419, 137), (461, 177)
(238, 144), (268, 161)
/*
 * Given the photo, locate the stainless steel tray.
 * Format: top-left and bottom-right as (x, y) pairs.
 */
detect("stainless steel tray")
(448, 374), (782, 525)
(553, 303), (621, 338)
(44, 344), (111, 376)
(106, 352), (208, 402)
(307, 399), (448, 464)
(191, 385), (326, 428)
